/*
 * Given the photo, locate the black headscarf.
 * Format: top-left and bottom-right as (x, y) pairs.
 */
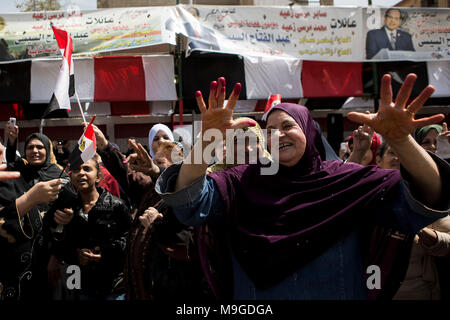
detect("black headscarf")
(13, 133), (68, 187)
(208, 103), (402, 289)
(0, 133), (68, 212)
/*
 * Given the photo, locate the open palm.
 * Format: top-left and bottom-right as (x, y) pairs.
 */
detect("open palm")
(347, 74), (445, 142)
(196, 77), (256, 135)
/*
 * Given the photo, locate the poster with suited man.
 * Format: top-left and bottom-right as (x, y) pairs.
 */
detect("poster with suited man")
(366, 8), (415, 59)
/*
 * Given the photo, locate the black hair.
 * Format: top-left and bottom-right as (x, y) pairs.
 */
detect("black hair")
(70, 157), (103, 185)
(384, 8), (407, 21)
(376, 141), (390, 158)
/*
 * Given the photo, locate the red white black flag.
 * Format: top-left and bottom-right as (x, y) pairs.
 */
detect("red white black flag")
(43, 24), (75, 118)
(68, 115), (97, 171)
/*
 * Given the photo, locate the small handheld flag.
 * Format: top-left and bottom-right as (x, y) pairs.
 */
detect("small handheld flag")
(67, 115), (97, 171)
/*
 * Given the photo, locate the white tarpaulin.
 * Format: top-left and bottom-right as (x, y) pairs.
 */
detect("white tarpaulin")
(244, 56), (302, 99)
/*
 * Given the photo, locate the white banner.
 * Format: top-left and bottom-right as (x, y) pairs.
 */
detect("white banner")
(0, 5), (448, 62)
(0, 7), (174, 62)
(166, 5), (450, 62)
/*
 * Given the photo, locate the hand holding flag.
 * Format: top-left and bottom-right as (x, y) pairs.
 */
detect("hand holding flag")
(67, 115), (97, 172)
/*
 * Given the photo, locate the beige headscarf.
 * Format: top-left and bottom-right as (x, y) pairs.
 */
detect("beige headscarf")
(207, 117), (272, 173)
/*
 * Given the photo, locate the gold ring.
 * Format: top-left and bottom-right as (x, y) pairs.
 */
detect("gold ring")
(406, 109), (414, 115)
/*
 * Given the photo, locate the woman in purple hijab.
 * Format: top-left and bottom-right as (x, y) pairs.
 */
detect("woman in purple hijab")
(155, 74), (449, 300)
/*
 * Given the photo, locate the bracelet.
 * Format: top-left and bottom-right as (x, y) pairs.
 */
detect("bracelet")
(15, 200), (34, 240)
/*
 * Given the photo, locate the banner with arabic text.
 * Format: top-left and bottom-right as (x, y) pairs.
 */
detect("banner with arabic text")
(167, 5), (449, 62)
(0, 6), (174, 62)
(0, 5), (448, 62)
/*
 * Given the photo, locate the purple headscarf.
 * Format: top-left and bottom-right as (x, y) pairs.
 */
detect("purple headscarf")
(208, 103), (402, 290)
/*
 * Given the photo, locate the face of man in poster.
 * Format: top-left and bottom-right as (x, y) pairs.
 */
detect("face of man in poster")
(384, 9), (402, 31)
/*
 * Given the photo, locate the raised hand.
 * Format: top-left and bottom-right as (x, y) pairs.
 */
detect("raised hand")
(346, 121), (375, 165)
(82, 122), (108, 151)
(438, 122), (450, 145)
(347, 74), (445, 142)
(176, 77), (258, 192)
(352, 121), (374, 155)
(196, 77), (256, 136)
(436, 122), (450, 159)
(6, 119), (19, 144)
(125, 139), (159, 176)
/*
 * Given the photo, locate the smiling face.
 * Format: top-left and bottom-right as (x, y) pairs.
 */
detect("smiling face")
(385, 9), (401, 31)
(70, 158), (101, 192)
(266, 110), (306, 167)
(25, 138), (47, 166)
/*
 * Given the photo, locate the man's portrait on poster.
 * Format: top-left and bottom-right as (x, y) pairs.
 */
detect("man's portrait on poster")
(366, 8), (415, 59)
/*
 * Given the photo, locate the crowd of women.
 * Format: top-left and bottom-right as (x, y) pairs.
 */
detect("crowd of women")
(0, 73), (449, 301)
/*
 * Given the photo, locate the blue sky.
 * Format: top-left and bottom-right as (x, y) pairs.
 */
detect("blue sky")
(0, 0), (97, 13)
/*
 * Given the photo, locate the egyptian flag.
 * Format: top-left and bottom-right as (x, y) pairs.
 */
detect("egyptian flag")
(42, 24), (75, 118)
(67, 116), (96, 171)
(261, 94), (281, 121)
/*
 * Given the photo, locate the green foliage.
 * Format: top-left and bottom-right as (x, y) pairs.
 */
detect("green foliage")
(16, 0), (62, 12)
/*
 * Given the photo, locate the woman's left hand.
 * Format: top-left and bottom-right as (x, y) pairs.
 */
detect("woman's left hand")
(347, 74), (445, 142)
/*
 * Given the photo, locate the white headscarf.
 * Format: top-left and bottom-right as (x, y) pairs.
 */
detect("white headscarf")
(148, 124), (174, 158)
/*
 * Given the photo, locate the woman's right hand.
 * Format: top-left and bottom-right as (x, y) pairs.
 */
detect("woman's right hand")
(83, 122), (108, 151)
(6, 120), (18, 145)
(196, 77), (256, 136)
(28, 179), (61, 205)
(176, 78), (257, 192)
